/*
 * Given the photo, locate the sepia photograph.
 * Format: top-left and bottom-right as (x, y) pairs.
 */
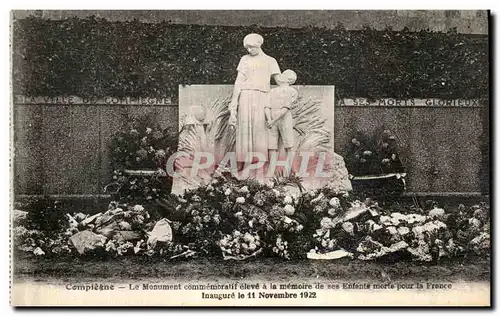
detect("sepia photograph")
(9, 9), (491, 307)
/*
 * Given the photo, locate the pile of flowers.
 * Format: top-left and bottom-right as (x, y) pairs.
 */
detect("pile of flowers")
(13, 199), (157, 257)
(13, 178), (490, 263)
(451, 202), (490, 256)
(178, 201), (224, 256)
(303, 195), (489, 262)
(13, 224), (72, 257)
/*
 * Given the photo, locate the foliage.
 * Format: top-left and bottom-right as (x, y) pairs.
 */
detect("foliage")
(12, 17), (488, 101)
(22, 197), (69, 233)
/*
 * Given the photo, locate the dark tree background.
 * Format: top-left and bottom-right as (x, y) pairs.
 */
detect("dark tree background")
(12, 17), (488, 103)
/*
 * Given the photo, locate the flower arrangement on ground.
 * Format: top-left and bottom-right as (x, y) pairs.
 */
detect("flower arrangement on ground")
(13, 177), (489, 263)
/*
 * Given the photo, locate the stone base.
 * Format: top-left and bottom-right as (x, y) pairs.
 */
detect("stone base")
(171, 153), (352, 196)
(327, 152), (353, 192)
(300, 152), (352, 193)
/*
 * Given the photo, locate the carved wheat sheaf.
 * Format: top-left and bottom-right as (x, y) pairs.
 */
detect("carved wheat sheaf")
(290, 96), (331, 154)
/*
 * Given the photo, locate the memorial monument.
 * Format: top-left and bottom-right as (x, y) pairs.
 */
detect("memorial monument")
(171, 33), (351, 195)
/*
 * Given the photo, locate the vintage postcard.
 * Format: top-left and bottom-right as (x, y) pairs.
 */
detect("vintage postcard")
(10, 10), (490, 307)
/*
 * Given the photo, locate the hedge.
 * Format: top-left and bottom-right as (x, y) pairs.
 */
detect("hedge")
(12, 16), (489, 102)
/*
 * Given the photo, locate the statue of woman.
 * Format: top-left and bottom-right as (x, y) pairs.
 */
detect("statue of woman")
(228, 33), (281, 174)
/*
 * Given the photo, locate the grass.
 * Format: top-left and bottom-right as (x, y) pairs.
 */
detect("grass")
(13, 252), (490, 284)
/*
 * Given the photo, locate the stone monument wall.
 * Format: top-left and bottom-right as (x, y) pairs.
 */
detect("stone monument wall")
(12, 94), (487, 197)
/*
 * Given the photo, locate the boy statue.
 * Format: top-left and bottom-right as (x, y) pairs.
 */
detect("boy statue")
(265, 69), (298, 175)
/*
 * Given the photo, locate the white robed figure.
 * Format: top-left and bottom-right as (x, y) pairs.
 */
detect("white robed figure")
(228, 33), (281, 174)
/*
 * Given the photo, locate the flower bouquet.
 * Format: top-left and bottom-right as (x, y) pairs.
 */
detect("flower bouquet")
(344, 129), (406, 201)
(106, 113), (178, 203)
(218, 231), (263, 261)
(346, 129), (405, 176)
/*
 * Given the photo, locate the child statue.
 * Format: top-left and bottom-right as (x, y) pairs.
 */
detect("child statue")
(265, 69), (298, 172)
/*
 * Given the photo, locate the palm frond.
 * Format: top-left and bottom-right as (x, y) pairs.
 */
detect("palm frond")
(177, 125), (201, 156)
(296, 130), (331, 153)
(205, 95), (232, 142)
(199, 95), (236, 161)
(291, 97), (328, 138)
(272, 171), (305, 193)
